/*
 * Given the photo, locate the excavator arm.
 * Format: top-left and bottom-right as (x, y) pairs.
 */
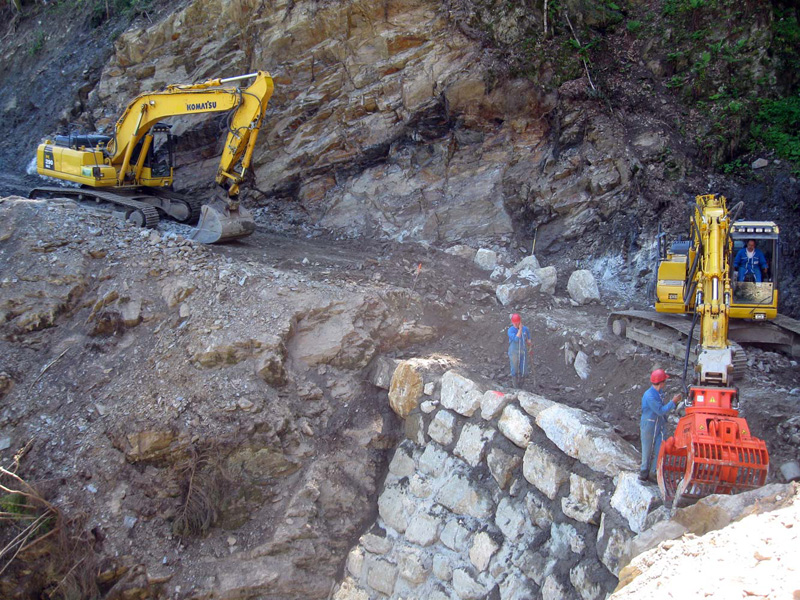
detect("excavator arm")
(690, 197), (734, 385)
(107, 72), (273, 197)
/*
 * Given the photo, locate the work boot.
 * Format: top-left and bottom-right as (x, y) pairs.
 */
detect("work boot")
(638, 471), (649, 482)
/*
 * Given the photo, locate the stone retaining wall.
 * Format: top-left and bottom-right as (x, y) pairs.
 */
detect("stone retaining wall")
(332, 364), (658, 599)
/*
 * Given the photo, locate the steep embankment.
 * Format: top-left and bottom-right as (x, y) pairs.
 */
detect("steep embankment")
(1, 194), (797, 599)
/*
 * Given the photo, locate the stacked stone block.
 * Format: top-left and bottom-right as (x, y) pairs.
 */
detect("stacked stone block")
(334, 366), (652, 599)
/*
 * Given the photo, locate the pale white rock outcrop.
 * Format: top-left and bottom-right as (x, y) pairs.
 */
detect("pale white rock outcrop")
(534, 404), (640, 477)
(610, 472), (659, 534)
(474, 248), (500, 270)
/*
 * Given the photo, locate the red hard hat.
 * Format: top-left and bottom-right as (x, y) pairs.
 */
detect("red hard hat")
(650, 368), (669, 384)
(511, 313), (521, 325)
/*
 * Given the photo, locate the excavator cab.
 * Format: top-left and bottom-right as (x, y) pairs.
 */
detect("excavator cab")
(654, 220), (780, 321)
(729, 222), (779, 318)
(127, 122), (175, 185)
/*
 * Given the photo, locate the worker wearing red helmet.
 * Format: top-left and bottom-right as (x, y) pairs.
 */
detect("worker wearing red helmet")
(507, 313), (532, 388)
(639, 368), (683, 482)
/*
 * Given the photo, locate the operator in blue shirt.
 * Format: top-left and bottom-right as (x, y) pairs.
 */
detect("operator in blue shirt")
(733, 239), (768, 283)
(507, 313), (532, 388)
(639, 369), (683, 482)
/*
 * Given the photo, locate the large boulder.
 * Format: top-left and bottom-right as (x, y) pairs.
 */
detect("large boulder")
(495, 266), (557, 304)
(474, 248), (500, 271)
(389, 357), (455, 417)
(532, 404), (640, 477)
(567, 270), (600, 305)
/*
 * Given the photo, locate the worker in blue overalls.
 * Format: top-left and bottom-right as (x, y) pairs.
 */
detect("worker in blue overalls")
(639, 368), (683, 482)
(507, 313), (532, 388)
(733, 239), (768, 283)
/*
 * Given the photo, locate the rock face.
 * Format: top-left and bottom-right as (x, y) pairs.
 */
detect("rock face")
(0, 199), (434, 600)
(333, 368), (646, 599)
(85, 0), (640, 250)
(613, 483), (800, 599)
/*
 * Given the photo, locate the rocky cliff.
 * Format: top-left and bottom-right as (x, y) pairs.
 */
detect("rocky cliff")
(2, 0), (799, 312)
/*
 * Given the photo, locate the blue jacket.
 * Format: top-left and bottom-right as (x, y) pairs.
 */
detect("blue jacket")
(733, 247), (768, 282)
(640, 385), (675, 429)
(508, 325), (531, 352)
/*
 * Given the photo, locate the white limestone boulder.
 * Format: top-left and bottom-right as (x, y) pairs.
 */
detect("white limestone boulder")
(567, 269), (600, 305)
(610, 472), (659, 533)
(535, 403), (639, 477)
(474, 248), (500, 270)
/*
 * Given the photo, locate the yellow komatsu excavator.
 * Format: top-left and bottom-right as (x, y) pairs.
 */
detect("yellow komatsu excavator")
(30, 71), (274, 243)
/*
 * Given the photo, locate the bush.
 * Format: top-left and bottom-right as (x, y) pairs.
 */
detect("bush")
(751, 95), (800, 166)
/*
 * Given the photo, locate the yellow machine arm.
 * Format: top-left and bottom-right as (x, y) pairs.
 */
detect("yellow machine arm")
(690, 194), (734, 385)
(656, 194), (770, 506)
(107, 71), (274, 197)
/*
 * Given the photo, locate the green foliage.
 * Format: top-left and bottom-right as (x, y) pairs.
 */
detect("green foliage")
(28, 29), (45, 55)
(667, 50), (684, 62)
(663, 0), (716, 17)
(0, 492), (28, 515)
(722, 158), (746, 174)
(0, 491), (55, 535)
(694, 50), (711, 70)
(666, 75), (684, 89)
(657, 0), (800, 170)
(751, 96), (800, 167)
(772, 8), (800, 71)
(626, 20), (643, 33)
(725, 99), (744, 115)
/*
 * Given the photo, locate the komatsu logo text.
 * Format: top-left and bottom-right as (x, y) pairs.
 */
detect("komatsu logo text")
(186, 101), (217, 111)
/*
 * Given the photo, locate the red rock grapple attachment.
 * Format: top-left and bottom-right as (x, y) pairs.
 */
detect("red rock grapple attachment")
(657, 386), (769, 507)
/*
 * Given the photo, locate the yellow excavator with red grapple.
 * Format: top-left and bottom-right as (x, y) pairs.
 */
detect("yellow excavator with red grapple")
(30, 71), (274, 243)
(649, 194), (771, 506)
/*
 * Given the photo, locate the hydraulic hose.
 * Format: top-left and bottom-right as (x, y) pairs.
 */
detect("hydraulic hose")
(681, 310), (700, 398)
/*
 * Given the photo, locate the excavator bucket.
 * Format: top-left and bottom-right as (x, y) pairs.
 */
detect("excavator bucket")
(190, 197), (256, 244)
(657, 386), (769, 507)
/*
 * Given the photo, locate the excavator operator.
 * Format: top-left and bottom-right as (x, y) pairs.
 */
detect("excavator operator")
(733, 239), (768, 283)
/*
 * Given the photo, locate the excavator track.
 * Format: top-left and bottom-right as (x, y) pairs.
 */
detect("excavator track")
(610, 309), (800, 360)
(28, 186), (204, 227)
(146, 189), (204, 224)
(608, 310), (748, 375)
(30, 186), (162, 228)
